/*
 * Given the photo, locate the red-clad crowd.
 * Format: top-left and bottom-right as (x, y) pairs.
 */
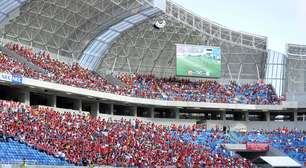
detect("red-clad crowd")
(4, 43), (128, 95)
(1, 42), (283, 105)
(0, 53), (45, 79)
(0, 100), (253, 167)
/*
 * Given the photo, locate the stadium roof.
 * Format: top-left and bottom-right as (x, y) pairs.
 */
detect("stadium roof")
(287, 43), (306, 56)
(1, 0), (267, 55)
(1, 0), (268, 79)
(260, 156), (301, 167)
(1, 0), (154, 60)
(0, 0), (26, 27)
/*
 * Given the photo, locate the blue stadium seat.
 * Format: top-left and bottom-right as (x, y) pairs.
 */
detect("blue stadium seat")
(0, 140), (71, 165)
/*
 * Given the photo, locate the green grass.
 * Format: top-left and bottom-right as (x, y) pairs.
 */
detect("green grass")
(176, 55), (221, 78)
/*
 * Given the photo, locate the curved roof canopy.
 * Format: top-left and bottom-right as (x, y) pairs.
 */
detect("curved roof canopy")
(0, 0), (26, 26)
(79, 7), (161, 71)
(2, 0), (153, 60)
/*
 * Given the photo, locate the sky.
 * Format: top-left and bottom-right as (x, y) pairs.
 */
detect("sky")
(172, 0), (306, 53)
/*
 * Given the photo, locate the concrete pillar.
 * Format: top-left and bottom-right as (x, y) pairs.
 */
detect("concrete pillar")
(245, 111), (249, 121)
(74, 99), (82, 111)
(150, 107), (154, 118)
(221, 111), (226, 121)
(51, 95), (56, 107)
(96, 102), (100, 114)
(175, 108), (180, 119)
(293, 110), (298, 122)
(132, 106), (137, 117)
(24, 91), (30, 105)
(266, 111), (270, 121)
(109, 104), (114, 115)
(90, 102), (99, 116)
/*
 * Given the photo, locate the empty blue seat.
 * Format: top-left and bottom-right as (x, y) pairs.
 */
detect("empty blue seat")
(0, 140), (71, 165)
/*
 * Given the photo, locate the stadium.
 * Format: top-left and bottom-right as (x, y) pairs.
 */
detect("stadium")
(0, 0), (305, 167)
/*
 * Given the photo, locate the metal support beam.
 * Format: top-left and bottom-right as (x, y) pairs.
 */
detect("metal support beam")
(127, 57), (132, 73)
(237, 63), (243, 82)
(111, 57), (117, 73)
(256, 64), (260, 80)
(227, 63), (233, 81)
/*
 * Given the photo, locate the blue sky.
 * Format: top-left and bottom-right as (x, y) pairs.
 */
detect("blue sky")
(172, 0), (306, 53)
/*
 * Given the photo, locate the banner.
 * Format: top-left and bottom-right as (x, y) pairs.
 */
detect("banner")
(0, 73), (23, 84)
(246, 143), (269, 151)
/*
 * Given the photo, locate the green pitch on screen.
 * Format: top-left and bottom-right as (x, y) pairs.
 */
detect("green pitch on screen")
(176, 45), (221, 78)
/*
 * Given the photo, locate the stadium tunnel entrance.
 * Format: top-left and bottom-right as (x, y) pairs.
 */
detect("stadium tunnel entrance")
(0, 85), (26, 102)
(30, 92), (55, 107)
(137, 106), (153, 118)
(99, 103), (113, 115)
(113, 104), (137, 116)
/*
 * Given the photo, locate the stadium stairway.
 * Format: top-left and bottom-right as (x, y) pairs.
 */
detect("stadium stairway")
(229, 131), (241, 144)
(0, 45), (46, 74)
(102, 72), (128, 88)
(0, 140), (70, 166)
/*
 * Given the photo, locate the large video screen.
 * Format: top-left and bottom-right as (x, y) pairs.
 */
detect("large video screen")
(176, 44), (221, 78)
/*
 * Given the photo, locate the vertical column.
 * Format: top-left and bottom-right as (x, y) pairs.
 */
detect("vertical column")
(245, 111), (249, 121)
(174, 108), (180, 119)
(74, 99), (82, 111)
(96, 102), (100, 114)
(109, 104), (114, 115)
(78, 100), (82, 111)
(133, 106), (137, 117)
(150, 107), (154, 118)
(90, 102), (99, 116)
(266, 111), (270, 121)
(293, 110), (298, 122)
(221, 111), (226, 121)
(24, 91), (30, 105)
(51, 95), (56, 107)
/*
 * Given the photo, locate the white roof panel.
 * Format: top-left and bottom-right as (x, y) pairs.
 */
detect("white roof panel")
(260, 156), (301, 167)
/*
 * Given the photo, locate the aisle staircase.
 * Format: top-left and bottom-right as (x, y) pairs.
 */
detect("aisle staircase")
(229, 131), (241, 144)
(100, 72), (128, 88)
(0, 45), (47, 74)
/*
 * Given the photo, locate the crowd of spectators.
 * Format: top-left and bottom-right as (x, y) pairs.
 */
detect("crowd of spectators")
(2, 42), (283, 105)
(0, 99), (253, 167)
(4, 43), (128, 95)
(117, 73), (163, 99)
(0, 53), (47, 80)
(118, 73), (283, 104)
(237, 128), (306, 163)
